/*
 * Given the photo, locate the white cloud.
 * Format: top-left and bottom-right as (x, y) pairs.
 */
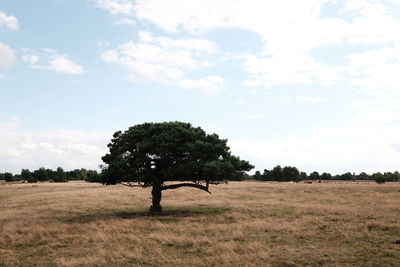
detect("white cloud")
(101, 31), (219, 90)
(229, 98), (400, 174)
(43, 48), (57, 53)
(133, 0), (400, 91)
(142, 31), (216, 54)
(22, 55), (40, 64)
(0, 42), (16, 68)
(242, 52), (343, 87)
(239, 114), (262, 120)
(114, 18), (135, 25)
(48, 56), (84, 74)
(0, 117), (111, 173)
(137, 31), (153, 43)
(179, 76), (225, 95)
(0, 11), (19, 30)
(0, 74), (4, 79)
(101, 49), (119, 63)
(23, 49), (84, 75)
(231, 122), (400, 174)
(95, 0), (135, 15)
(297, 96), (325, 103)
(343, 45), (400, 100)
(134, 1), (347, 87)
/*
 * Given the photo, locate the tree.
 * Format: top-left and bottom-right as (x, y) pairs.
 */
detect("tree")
(309, 171), (319, 180)
(262, 169), (271, 181)
(270, 165), (282, 181)
(33, 167), (49, 182)
(340, 172), (353, 180)
(253, 170), (262, 180)
(372, 172), (386, 184)
(21, 169), (36, 183)
(320, 172), (332, 180)
(391, 171), (400, 182)
(54, 167), (67, 182)
(100, 122), (253, 213)
(300, 172), (308, 181)
(86, 170), (99, 182)
(4, 172), (13, 182)
(281, 166), (300, 181)
(358, 172), (368, 180)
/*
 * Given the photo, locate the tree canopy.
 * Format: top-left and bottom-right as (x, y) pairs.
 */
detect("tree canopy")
(100, 121), (253, 213)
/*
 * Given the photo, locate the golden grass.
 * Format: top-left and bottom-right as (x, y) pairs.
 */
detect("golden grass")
(0, 181), (399, 266)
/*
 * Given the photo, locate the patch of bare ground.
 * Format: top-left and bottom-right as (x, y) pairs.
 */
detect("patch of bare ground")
(0, 181), (399, 266)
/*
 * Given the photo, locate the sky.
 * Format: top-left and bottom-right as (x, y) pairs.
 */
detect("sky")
(1, 0), (400, 175)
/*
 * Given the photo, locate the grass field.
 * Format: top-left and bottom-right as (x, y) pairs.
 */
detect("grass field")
(0, 181), (399, 266)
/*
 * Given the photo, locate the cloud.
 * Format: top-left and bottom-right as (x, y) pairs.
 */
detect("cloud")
(231, 123), (400, 175)
(179, 76), (225, 95)
(228, 99), (400, 174)
(0, 117), (111, 173)
(239, 114), (262, 120)
(101, 31), (220, 93)
(43, 48), (57, 53)
(0, 42), (16, 68)
(22, 49), (84, 75)
(343, 45), (400, 101)
(47, 56), (84, 74)
(297, 96), (325, 103)
(242, 52), (343, 87)
(133, 0), (400, 91)
(133, 1), (348, 87)
(0, 11), (19, 30)
(114, 18), (135, 25)
(101, 49), (119, 63)
(95, 0), (135, 15)
(22, 55), (40, 64)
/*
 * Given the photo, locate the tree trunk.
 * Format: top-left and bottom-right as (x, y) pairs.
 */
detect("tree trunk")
(149, 182), (162, 214)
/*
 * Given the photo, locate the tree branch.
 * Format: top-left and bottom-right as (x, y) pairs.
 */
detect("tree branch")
(161, 183), (211, 194)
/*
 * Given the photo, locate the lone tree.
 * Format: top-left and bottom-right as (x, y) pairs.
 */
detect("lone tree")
(100, 121), (253, 213)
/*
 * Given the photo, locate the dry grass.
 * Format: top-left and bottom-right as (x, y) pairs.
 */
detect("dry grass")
(0, 181), (399, 266)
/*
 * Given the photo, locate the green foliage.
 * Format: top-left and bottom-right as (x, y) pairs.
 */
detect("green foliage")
(85, 170), (99, 182)
(372, 172), (386, 184)
(100, 121), (253, 186)
(320, 172), (332, 180)
(253, 167), (400, 182)
(281, 166), (300, 181)
(358, 172), (368, 180)
(340, 172), (353, 180)
(21, 169), (37, 183)
(4, 172), (13, 182)
(1, 168), (99, 183)
(309, 171), (320, 180)
(300, 172), (307, 180)
(33, 167), (49, 181)
(270, 165), (282, 181)
(53, 167), (67, 182)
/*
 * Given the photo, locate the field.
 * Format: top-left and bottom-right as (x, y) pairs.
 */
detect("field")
(1, 181), (399, 266)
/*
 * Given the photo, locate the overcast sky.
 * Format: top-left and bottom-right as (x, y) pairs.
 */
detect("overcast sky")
(1, 0), (400, 174)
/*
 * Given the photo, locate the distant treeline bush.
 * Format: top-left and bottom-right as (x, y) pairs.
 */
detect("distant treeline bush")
(251, 165), (400, 184)
(0, 167), (99, 183)
(2, 165), (399, 184)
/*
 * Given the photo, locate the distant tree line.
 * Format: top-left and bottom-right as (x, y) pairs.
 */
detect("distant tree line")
(252, 165), (400, 184)
(0, 167), (99, 183)
(2, 165), (399, 184)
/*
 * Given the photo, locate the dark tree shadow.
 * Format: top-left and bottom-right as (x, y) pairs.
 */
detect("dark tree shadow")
(59, 205), (230, 224)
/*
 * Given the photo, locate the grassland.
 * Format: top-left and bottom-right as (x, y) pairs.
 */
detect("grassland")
(0, 181), (399, 266)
